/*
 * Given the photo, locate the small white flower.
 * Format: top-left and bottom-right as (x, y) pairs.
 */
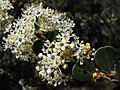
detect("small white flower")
(63, 64), (68, 69)
(46, 68), (51, 74)
(91, 58), (94, 61)
(38, 53), (43, 58)
(70, 43), (74, 48)
(53, 48), (58, 53)
(61, 46), (65, 50)
(80, 61), (84, 65)
(35, 65), (40, 71)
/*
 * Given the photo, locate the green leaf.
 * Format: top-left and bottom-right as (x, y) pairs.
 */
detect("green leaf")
(72, 60), (95, 81)
(95, 46), (116, 72)
(83, 60), (95, 72)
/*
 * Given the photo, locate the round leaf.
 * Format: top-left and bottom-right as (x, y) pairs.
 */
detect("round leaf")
(72, 60), (95, 81)
(95, 46), (116, 72)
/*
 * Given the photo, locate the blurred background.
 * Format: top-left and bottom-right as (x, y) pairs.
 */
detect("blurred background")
(0, 0), (120, 90)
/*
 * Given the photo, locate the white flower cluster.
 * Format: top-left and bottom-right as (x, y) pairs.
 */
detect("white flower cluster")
(73, 40), (95, 65)
(3, 2), (95, 87)
(36, 53), (70, 87)
(3, 18), (37, 60)
(36, 32), (76, 87)
(0, 0), (13, 30)
(36, 28), (95, 86)
(3, 3), (75, 61)
(22, 3), (74, 32)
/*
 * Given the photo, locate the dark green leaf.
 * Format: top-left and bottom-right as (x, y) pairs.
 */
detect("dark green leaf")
(72, 60), (95, 81)
(83, 60), (95, 72)
(95, 46), (116, 72)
